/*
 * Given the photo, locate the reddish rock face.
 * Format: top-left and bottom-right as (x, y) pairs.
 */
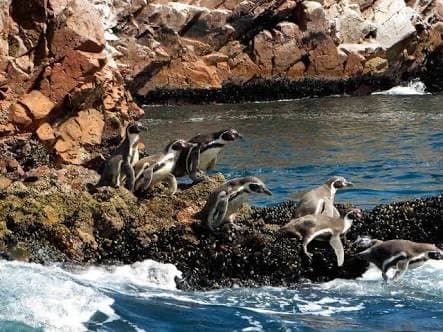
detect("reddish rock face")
(107, 0), (443, 98)
(1, 0), (143, 166)
(36, 122), (56, 142)
(19, 90), (55, 120)
(55, 108), (105, 164)
(39, 50), (104, 103)
(50, 0), (105, 56)
(307, 37), (346, 77)
(9, 103), (32, 127)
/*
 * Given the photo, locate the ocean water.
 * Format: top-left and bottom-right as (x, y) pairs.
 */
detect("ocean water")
(1, 92), (442, 331)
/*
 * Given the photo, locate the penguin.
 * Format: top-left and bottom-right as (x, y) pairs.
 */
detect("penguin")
(196, 176), (272, 233)
(355, 239), (443, 281)
(96, 121), (147, 191)
(133, 139), (191, 196)
(174, 129), (243, 182)
(280, 208), (363, 266)
(292, 176), (353, 218)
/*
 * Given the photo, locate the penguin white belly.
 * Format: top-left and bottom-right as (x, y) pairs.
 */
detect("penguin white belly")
(132, 148), (140, 165)
(408, 253), (427, 269)
(199, 148), (222, 170)
(152, 160), (175, 184)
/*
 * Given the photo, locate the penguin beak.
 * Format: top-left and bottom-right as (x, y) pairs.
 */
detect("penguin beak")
(139, 125), (148, 132)
(263, 187), (272, 196)
(237, 133), (243, 139)
(344, 180), (353, 187)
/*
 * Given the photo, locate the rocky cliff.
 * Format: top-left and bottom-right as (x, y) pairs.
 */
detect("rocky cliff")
(105, 0), (443, 103)
(1, 0), (443, 167)
(0, 0), (143, 167)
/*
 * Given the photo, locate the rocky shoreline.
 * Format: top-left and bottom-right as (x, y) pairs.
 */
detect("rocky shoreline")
(0, 168), (441, 290)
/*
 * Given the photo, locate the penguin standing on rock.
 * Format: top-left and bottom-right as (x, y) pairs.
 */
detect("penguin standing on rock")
(96, 121), (147, 191)
(196, 176), (272, 233)
(355, 239), (443, 281)
(280, 208), (363, 266)
(133, 139), (192, 197)
(292, 176), (353, 218)
(174, 129), (243, 182)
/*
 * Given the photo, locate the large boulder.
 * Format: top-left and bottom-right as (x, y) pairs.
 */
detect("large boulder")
(39, 50), (104, 103)
(54, 108), (105, 165)
(50, 0), (106, 57)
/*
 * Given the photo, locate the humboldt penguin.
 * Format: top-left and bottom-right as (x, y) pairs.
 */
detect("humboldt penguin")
(174, 129), (243, 182)
(96, 121), (147, 191)
(133, 139), (191, 196)
(293, 176), (353, 218)
(280, 208), (363, 266)
(196, 176), (272, 233)
(355, 239), (443, 281)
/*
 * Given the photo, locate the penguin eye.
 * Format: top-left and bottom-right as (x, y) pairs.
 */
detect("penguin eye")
(249, 183), (261, 192)
(128, 125), (138, 134)
(221, 132), (235, 141)
(334, 181), (343, 188)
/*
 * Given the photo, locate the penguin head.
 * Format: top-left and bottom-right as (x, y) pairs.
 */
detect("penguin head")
(165, 139), (191, 154)
(327, 176), (353, 189)
(242, 177), (272, 196)
(427, 249), (443, 260)
(217, 129), (243, 142)
(126, 122), (147, 136)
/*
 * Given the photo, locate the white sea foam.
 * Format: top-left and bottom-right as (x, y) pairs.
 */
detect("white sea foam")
(319, 260), (443, 298)
(0, 259), (182, 331)
(73, 259), (182, 291)
(0, 261), (116, 332)
(372, 80), (430, 95)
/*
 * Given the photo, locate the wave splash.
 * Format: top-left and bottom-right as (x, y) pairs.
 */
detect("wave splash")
(0, 259), (181, 331)
(372, 80), (430, 95)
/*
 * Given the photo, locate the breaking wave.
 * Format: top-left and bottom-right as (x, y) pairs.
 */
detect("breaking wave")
(372, 80), (430, 95)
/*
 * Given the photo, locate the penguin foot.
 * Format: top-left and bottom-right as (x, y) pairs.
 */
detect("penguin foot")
(228, 222), (244, 232)
(191, 177), (206, 185)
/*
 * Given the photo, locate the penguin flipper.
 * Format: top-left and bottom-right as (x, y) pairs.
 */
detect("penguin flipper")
(207, 191), (229, 231)
(392, 259), (410, 281)
(97, 157), (122, 187)
(382, 252), (408, 280)
(329, 235), (345, 266)
(122, 160), (136, 192)
(314, 199), (326, 215)
(187, 145), (202, 181)
(135, 167), (153, 196)
(166, 173), (177, 195)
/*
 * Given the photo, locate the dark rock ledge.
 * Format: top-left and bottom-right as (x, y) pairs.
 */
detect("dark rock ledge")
(136, 75), (397, 105)
(0, 168), (441, 291)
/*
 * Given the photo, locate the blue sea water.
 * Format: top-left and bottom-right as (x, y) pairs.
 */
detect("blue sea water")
(1, 92), (442, 331)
